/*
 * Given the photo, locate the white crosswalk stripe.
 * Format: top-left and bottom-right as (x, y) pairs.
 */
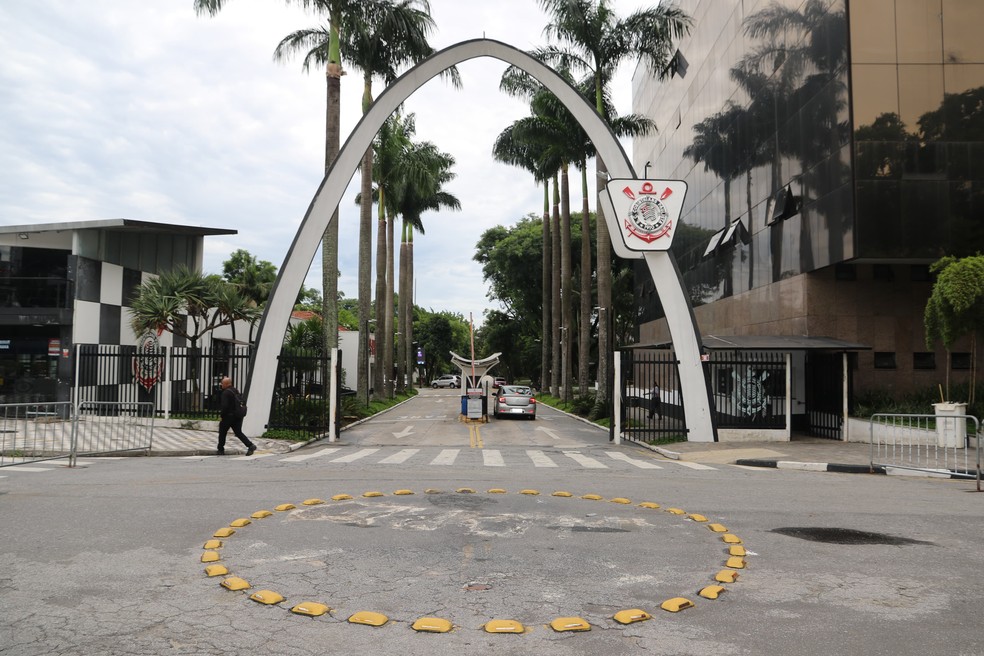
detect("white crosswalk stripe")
(483, 450), (505, 467)
(671, 460), (718, 470)
(605, 451), (663, 469)
(562, 451), (608, 469)
(378, 449), (420, 464)
(331, 448), (379, 463)
(430, 449), (460, 465)
(527, 450), (558, 468)
(281, 448), (340, 463)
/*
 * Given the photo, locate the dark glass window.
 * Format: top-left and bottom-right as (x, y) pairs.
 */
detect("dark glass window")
(874, 352), (897, 369)
(873, 264), (895, 281)
(913, 352), (936, 370)
(835, 264), (856, 280)
(910, 264), (932, 281)
(951, 352), (972, 370)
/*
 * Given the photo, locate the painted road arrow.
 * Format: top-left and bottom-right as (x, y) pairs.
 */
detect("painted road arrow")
(392, 425), (415, 439)
(535, 426), (561, 440)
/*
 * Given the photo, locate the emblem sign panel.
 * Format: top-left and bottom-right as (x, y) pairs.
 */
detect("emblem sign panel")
(605, 179), (687, 252)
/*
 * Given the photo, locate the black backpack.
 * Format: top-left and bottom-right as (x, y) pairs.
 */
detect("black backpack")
(232, 388), (248, 419)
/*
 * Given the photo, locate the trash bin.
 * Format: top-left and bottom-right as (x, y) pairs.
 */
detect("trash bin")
(933, 402), (967, 448)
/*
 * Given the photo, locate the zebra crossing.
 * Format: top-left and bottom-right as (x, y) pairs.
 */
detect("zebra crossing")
(185, 446), (742, 472)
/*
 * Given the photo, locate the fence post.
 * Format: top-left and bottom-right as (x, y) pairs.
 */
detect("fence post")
(613, 352), (622, 445)
(785, 352), (792, 440)
(328, 347), (339, 443)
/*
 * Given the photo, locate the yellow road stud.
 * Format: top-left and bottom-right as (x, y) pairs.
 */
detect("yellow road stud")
(665, 508), (686, 515)
(220, 577), (250, 591)
(687, 513), (708, 522)
(519, 489), (540, 496)
(301, 498), (324, 506)
(412, 617), (453, 633)
(484, 619), (525, 634)
(715, 569), (740, 583)
(213, 528), (235, 538)
(613, 609), (652, 625)
(274, 503), (295, 511)
(722, 534), (742, 544)
(394, 489), (415, 495)
(204, 564), (228, 577)
(638, 502), (661, 509)
(726, 556), (747, 569)
(552, 491), (573, 497)
(348, 611), (389, 627)
(698, 585), (727, 600)
(251, 510), (273, 519)
(456, 488), (476, 494)
(249, 590), (285, 605)
(611, 497), (632, 505)
(550, 617), (591, 632)
(203, 539), (222, 550)
(707, 523), (728, 532)
(729, 545), (747, 557)
(424, 488), (442, 494)
(660, 597), (695, 612)
(229, 518), (251, 527)
(291, 602), (330, 617)
(331, 494), (353, 501)
(488, 488), (507, 494)
(581, 494), (604, 501)
(201, 551), (220, 563)
(362, 491), (384, 497)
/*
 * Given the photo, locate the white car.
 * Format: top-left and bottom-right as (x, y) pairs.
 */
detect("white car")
(431, 374), (460, 389)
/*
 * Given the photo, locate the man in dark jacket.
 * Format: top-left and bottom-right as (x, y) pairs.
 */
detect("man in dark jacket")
(217, 377), (256, 456)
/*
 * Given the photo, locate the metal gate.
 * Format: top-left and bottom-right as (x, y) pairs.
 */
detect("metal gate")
(806, 352), (847, 439)
(870, 413), (981, 490)
(618, 349), (686, 442)
(268, 348), (344, 439)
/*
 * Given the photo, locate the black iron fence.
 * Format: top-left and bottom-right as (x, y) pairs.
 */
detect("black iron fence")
(707, 351), (786, 429)
(619, 349), (686, 440)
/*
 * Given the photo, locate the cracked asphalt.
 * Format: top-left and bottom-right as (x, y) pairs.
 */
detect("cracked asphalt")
(2, 391), (983, 655)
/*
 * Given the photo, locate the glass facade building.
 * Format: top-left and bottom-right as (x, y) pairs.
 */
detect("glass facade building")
(633, 0), (984, 393)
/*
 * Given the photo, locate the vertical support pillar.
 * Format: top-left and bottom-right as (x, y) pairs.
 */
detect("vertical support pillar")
(613, 351), (622, 445)
(328, 347), (339, 443)
(785, 352), (792, 440)
(842, 352), (849, 442)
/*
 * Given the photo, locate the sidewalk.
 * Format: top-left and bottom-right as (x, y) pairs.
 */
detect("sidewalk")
(640, 436), (879, 473)
(146, 425), (307, 456)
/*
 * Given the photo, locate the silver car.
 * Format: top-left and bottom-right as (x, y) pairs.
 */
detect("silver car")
(431, 374), (460, 389)
(493, 385), (536, 419)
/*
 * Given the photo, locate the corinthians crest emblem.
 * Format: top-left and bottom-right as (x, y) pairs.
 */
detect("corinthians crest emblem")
(622, 182), (673, 243)
(133, 329), (164, 392)
(604, 178), (687, 252)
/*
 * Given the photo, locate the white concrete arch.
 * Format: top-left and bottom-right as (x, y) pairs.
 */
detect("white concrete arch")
(243, 38), (715, 442)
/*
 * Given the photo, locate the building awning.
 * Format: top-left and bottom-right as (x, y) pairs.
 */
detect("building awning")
(627, 335), (870, 352)
(0, 219), (236, 237)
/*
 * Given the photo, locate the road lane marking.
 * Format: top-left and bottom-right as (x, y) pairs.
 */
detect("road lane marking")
(483, 450), (505, 467)
(535, 426), (562, 440)
(379, 449), (420, 464)
(526, 450), (558, 468)
(331, 448), (380, 463)
(562, 451), (608, 469)
(392, 426), (415, 438)
(281, 448), (340, 463)
(605, 451), (663, 469)
(430, 449), (460, 465)
(671, 460), (718, 470)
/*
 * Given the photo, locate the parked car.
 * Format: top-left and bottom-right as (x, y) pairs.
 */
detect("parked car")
(431, 374), (460, 389)
(493, 385), (536, 419)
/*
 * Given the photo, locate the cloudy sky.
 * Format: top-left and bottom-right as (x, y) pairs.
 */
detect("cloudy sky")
(0, 0), (651, 325)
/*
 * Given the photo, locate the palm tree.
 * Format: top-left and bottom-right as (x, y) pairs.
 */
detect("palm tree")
(537, 0), (690, 403)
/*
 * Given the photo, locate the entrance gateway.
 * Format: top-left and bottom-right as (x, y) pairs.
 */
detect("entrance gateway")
(242, 39), (716, 442)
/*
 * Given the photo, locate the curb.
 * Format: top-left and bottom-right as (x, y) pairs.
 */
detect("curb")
(734, 458), (884, 474)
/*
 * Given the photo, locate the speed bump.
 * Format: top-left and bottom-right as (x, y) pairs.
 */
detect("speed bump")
(412, 617), (453, 633)
(213, 527), (235, 538)
(274, 503), (296, 511)
(201, 550), (220, 563)
(362, 491), (384, 498)
(550, 617), (591, 632)
(249, 590), (285, 605)
(610, 497), (632, 505)
(394, 489), (415, 496)
(519, 489), (540, 496)
(715, 569), (740, 583)
(424, 488), (442, 494)
(638, 502), (661, 509)
(488, 488), (507, 494)
(331, 494), (353, 501)
(204, 564), (228, 577)
(301, 498), (324, 506)
(552, 491), (573, 497)
(722, 534), (742, 544)
(707, 523), (728, 532)
(456, 488), (476, 494)
(698, 585), (726, 600)
(251, 510), (273, 519)
(291, 602), (330, 617)
(726, 556), (747, 569)
(687, 513), (708, 522)
(230, 518), (251, 527)
(220, 577), (251, 591)
(203, 539), (222, 550)
(665, 508), (686, 515)
(484, 619), (525, 634)
(349, 611), (389, 627)
(660, 597), (695, 612)
(729, 545), (747, 557)
(581, 494), (603, 501)
(613, 609), (652, 625)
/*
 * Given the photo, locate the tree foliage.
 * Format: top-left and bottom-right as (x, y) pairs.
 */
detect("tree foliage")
(924, 255), (984, 402)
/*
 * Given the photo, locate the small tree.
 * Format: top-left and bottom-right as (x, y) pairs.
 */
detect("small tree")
(923, 255), (984, 403)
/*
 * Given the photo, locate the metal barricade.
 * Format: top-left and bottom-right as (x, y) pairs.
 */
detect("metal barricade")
(870, 413), (981, 491)
(75, 402), (155, 462)
(0, 402), (75, 468)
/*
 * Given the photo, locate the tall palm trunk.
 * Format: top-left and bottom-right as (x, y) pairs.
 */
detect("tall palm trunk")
(322, 54), (341, 353)
(560, 163), (573, 403)
(406, 232), (415, 390)
(357, 76), (374, 406)
(385, 207), (396, 397)
(397, 221), (409, 393)
(578, 163), (592, 395)
(373, 195), (387, 399)
(596, 155), (611, 401)
(550, 172), (561, 397)
(540, 182), (551, 392)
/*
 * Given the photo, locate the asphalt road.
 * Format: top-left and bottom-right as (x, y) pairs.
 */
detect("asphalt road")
(1, 388), (982, 655)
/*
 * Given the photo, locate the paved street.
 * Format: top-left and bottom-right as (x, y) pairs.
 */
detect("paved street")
(1, 389), (982, 655)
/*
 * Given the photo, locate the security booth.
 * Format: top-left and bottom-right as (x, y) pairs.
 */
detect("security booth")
(450, 351), (501, 423)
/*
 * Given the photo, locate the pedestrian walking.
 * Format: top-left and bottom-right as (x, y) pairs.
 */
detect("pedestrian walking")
(648, 383), (662, 420)
(217, 377), (256, 456)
